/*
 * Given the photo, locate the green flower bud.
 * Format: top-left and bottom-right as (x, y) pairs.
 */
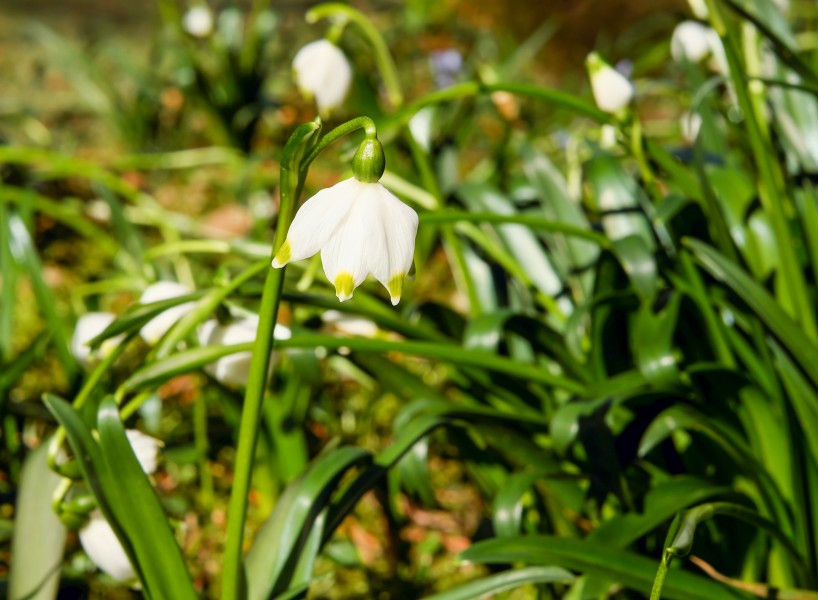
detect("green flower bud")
(352, 135), (386, 183)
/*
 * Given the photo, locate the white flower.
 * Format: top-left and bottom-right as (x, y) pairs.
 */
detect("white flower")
(124, 429), (162, 475)
(671, 21), (713, 63)
(680, 111), (703, 143)
(182, 6), (214, 37)
(71, 312), (123, 369)
(79, 430), (161, 582)
(322, 310), (379, 338)
(272, 178), (418, 305)
(79, 511), (136, 582)
(292, 40), (352, 116)
(198, 315), (291, 387)
(138, 281), (196, 345)
(587, 53), (634, 114)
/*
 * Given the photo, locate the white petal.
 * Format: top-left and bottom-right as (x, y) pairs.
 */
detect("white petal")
(320, 191), (372, 301)
(292, 40), (352, 115)
(79, 511), (135, 582)
(138, 281), (195, 345)
(125, 429), (161, 475)
(200, 316), (291, 387)
(272, 178), (359, 268)
(588, 54), (634, 114)
(71, 312), (116, 369)
(363, 184), (418, 304)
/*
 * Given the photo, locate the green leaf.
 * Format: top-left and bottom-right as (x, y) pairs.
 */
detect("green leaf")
(245, 447), (371, 600)
(461, 535), (747, 600)
(493, 471), (545, 538)
(422, 566), (575, 600)
(8, 441), (67, 600)
(611, 235), (658, 303)
(686, 239), (818, 389)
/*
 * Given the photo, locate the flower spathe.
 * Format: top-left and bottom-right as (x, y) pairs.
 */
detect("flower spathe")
(586, 52), (634, 114)
(292, 39), (352, 116)
(272, 178), (418, 305)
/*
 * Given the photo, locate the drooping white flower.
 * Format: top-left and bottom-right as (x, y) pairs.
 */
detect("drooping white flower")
(182, 6), (214, 37)
(138, 281), (196, 345)
(671, 21), (713, 63)
(587, 52), (634, 114)
(79, 511), (136, 582)
(272, 178), (418, 305)
(79, 430), (161, 582)
(292, 40), (352, 116)
(198, 315), (291, 387)
(71, 312), (123, 369)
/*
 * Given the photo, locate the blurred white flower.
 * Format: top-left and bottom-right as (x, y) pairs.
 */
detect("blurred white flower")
(292, 40), (352, 116)
(182, 6), (214, 37)
(138, 281), (196, 345)
(198, 315), (291, 387)
(79, 430), (161, 582)
(272, 178), (418, 305)
(599, 124), (618, 149)
(409, 107), (435, 152)
(586, 52), (634, 114)
(322, 310), (379, 338)
(671, 21), (713, 63)
(71, 312), (123, 369)
(681, 111), (703, 143)
(79, 511), (136, 582)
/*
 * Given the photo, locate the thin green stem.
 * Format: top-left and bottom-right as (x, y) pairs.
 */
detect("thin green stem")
(307, 3), (403, 107)
(301, 116), (376, 172)
(649, 553), (671, 600)
(221, 121), (320, 600)
(194, 394), (214, 508)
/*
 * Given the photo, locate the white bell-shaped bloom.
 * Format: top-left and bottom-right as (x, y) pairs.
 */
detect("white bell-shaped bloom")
(273, 178), (418, 305)
(182, 6), (214, 37)
(71, 312), (124, 370)
(198, 315), (291, 387)
(671, 21), (713, 63)
(292, 40), (352, 116)
(587, 53), (634, 114)
(79, 430), (161, 582)
(138, 281), (196, 345)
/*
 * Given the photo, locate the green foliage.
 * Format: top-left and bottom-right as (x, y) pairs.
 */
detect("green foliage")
(4, 0), (818, 599)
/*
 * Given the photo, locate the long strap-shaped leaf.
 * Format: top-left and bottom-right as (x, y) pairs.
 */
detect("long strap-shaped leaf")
(686, 239), (818, 389)
(44, 395), (198, 600)
(460, 535), (746, 600)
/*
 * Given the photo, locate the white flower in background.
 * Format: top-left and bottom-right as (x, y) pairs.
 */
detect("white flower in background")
(138, 281), (196, 345)
(671, 21), (713, 63)
(409, 107), (435, 152)
(292, 40), (352, 116)
(586, 52), (634, 114)
(79, 430), (161, 582)
(198, 315), (291, 387)
(273, 132), (417, 305)
(182, 5), (214, 37)
(599, 124), (617, 149)
(322, 310), (379, 338)
(680, 111), (703, 143)
(272, 177), (418, 304)
(71, 312), (124, 369)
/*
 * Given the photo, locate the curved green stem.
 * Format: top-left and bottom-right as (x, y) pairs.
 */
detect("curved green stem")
(301, 116), (377, 172)
(221, 121), (321, 600)
(307, 3), (403, 107)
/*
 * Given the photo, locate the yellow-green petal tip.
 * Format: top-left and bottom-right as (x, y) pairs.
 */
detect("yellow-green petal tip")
(334, 273), (355, 302)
